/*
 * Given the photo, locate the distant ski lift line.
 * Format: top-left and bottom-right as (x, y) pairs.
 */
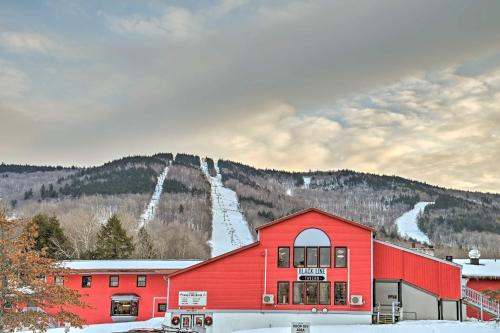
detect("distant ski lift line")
(200, 158), (254, 257)
(138, 164), (170, 229)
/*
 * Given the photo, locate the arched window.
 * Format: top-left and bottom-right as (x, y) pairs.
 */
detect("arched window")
(293, 228), (331, 268)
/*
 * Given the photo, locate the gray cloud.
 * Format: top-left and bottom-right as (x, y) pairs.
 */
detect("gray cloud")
(1, 0), (500, 191)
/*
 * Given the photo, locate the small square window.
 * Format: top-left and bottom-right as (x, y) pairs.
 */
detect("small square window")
(54, 276), (64, 286)
(137, 275), (146, 287)
(109, 276), (119, 287)
(157, 303), (167, 312)
(82, 276), (92, 288)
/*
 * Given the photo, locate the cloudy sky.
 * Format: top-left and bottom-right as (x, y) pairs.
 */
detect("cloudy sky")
(1, 0), (500, 192)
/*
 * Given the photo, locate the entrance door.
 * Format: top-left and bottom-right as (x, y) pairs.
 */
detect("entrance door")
(180, 314), (205, 328)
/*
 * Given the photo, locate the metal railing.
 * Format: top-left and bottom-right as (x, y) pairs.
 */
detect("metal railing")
(374, 301), (402, 324)
(462, 285), (500, 320)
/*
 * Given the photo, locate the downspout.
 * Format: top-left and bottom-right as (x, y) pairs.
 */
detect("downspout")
(264, 249), (268, 295)
(347, 248), (351, 306)
(166, 277), (170, 312)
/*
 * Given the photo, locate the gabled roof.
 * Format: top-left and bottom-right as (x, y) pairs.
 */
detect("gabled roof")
(255, 208), (374, 232)
(168, 242), (260, 277)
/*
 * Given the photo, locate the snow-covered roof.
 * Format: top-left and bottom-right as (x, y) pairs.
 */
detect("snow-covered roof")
(453, 259), (500, 279)
(61, 260), (202, 272)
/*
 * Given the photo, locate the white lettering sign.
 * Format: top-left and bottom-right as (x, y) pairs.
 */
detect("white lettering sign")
(178, 291), (207, 306)
(292, 322), (310, 333)
(297, 268), (327, 281)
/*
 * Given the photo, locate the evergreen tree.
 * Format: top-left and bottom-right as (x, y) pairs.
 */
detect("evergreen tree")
(136, 227), (158, 259)
(24, 188), (33, 200)
(94, 215), (134, 259)
(29, 214), (73, 260)
(40, 184), (46, 199)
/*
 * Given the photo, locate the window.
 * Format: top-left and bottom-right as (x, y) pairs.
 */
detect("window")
(293, 282), (305, 304)
(109, 276), (119, 287)
(111, 300), (138, 316)
(277, 282), (289, 304)
(293, 282), (330, 305)
(293, 247), (305, 268)
(319, 282), (331, 305)
(137, 275), (146, 287)
(54, 276), (64, 286)
(334, 247), (347, 268)
(319, 247), (331, 268)
(157, 303), (167, 312)
(306, 282), (318, 304)
(295, 246), (331, 268)
(82, 276), (92, 288)
(334, 282), (347, 305)
(278, 247), (290, 268)
(306, 247), (318, 268)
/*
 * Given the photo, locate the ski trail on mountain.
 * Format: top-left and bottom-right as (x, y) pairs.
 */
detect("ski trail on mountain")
(201, 158), (254, 257)
(138, 165), (169, 229)
(395, 201), (433, 245)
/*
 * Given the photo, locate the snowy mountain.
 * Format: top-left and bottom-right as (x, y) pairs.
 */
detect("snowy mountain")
(1, 153), (499, 259)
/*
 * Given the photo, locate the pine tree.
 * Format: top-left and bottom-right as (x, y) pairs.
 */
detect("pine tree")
(94, 215), (134, 259)
(0, 212), (86, 332)
(40, 184), (46, 199)
(136, 227), (158, 259)
(29, 214), (73, 260)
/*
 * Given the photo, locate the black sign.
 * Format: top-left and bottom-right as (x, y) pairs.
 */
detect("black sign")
(299, 276), (325, 281)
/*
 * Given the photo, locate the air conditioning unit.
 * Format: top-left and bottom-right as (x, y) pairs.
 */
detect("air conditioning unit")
(262, 294), (274, 304)
(350, 295), (363, 305)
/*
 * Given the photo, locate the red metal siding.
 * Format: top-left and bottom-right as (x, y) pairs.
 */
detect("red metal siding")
(169, 210), (373, 312)
(47, 274), (168, 324)
(373, 241), (461, 299)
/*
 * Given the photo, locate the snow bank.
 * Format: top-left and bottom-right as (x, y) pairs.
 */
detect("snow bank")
(138, 165), (169, 229)
(201, 158), (254, 257)
(61, 260), (201, 270)
(28, 318), (164, 333)
(454, 259), (500, 278)
(234, 321), (499, 333)
(395, 202), (432, 244)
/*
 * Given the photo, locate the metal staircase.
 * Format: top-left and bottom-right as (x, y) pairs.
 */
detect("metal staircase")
(462, 285), (500, 320)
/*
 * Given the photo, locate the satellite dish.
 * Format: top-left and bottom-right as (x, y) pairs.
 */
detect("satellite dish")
(468, 248), (481, 259)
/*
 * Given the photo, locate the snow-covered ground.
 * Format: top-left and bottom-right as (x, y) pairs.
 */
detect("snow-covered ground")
(395, 202), (432, 244)
(201, 158), (254, 257)
(138, 165), (169, 229)
(234, 321), (499, 333)
(24, 318), (164, 333)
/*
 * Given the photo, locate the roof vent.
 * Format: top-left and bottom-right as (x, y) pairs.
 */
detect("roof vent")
(468, 248), (481, 265)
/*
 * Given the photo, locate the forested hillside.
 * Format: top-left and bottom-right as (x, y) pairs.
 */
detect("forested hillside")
(1, 153), (498, 260)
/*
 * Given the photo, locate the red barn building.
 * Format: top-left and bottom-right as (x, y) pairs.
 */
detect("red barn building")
(163, 208), (462, 332)
(50, 260), (200, 324)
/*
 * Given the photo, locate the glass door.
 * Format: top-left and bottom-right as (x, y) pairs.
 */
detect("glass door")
(180, 314), (192, 329)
